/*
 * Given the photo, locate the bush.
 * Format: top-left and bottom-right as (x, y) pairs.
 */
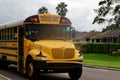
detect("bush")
(112, 51), (118, 57)
(74, 43), (120, 54)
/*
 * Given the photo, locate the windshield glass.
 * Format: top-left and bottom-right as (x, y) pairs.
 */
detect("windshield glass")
(25, 24), (71, 41)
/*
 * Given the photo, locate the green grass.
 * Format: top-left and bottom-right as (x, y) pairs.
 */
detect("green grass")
(84, 53), (120, 69)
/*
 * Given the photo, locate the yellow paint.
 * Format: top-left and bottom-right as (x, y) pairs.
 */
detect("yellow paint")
(23, 38), (32, 70)
(0, 54), (2, 58)
(7, 56), (18, 62)
(0, 49), (18, 55)
(27, 40), (83, 61)
(24, 39), (32, 56)
(0, 42), (18, 48)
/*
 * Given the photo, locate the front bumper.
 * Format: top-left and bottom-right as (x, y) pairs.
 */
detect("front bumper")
(34, 60), (83, 73)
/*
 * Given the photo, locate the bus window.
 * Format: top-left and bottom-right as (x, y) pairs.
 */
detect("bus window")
(25, 24), (71, 41)
(10, 28), (12, 40)
(0, 30), (1, 40)
(13, 27), (17, 40)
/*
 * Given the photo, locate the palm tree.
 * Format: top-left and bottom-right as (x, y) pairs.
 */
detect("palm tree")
(56, 2), (68, 16)
(38, 7), (48, 14)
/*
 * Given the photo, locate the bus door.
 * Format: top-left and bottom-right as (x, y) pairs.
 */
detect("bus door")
(18, 26), (24, 72)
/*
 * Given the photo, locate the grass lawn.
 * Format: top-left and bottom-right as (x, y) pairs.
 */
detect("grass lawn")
(84, 53), (120, 69)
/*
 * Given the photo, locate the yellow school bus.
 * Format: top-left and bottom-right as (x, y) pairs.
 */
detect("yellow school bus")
(0, 14), (83, 80)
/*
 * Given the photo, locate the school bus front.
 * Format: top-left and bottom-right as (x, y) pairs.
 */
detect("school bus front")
(23, 14), (83, 80)
(0, 14), (83, 80)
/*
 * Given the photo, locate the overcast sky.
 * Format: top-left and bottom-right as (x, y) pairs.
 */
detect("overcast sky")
(0, 0), (106, 32)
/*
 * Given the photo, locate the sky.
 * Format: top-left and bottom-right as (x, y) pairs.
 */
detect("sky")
(0, 0), (106, 32)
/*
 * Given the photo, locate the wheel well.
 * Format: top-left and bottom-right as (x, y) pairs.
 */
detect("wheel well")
(26, 55), (32, 63)
(25, 55), (33, 68)
(25, 55), (32, 73)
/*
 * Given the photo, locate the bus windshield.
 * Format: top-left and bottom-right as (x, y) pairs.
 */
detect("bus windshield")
(25, 24), (71, 41)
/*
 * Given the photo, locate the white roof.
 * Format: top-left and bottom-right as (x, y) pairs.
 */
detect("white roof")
(0, 19), (24, 28)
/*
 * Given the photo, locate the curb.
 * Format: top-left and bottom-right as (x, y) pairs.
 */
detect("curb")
(83, 65), (120, 71)
(0, 74), (12, 80)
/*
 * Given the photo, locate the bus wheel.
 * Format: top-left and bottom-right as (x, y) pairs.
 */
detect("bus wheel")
(0, 60), (8, 69)
(68, 67), (82, 80)
(26, 57), (39, 80)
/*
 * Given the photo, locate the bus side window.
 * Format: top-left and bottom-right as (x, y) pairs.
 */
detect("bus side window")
(4, 29), (6, 40)
(14, 33), (18, 40)
(0, 30), (1, 40)
(10, 28), (12, 40)
(13, 27), (17, 40)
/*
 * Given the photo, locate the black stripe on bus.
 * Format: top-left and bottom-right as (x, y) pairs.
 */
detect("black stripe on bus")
(0, 40), (18, 42)
(0, 59), (17, 65)
(0, 52), (18, 57)
(0, 47), (18, 50)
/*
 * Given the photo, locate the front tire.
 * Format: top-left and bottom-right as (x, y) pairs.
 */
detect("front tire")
(26, 57), (39, 80)
(68, 67), (82, 80)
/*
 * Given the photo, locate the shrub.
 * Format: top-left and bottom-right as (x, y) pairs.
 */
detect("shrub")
(75, 43), (120, 54)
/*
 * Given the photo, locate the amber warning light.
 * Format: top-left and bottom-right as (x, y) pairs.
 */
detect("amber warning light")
(60, 17), (71, 24)
(24, 15), (39, 23)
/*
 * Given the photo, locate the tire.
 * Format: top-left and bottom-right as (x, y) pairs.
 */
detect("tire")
(0, 60), (8, 69)
(26, 57), (39, 80)
(68, 67), (82, 80)
(0, 60), (2, 68)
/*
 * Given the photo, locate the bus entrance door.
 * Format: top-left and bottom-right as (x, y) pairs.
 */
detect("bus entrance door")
(18, 26), (24, 73)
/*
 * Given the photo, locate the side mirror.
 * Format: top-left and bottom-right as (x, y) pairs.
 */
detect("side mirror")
(71, 27), (76, 38)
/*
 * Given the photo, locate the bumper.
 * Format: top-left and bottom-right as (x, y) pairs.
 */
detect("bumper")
(34, 60), (83, 73)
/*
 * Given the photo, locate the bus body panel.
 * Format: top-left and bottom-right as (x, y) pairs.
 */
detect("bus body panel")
(0, 14), (83, 80)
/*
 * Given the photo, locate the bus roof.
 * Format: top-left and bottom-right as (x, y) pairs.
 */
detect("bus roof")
(0, 19), (24, 28)
(0, 14), (71, 29)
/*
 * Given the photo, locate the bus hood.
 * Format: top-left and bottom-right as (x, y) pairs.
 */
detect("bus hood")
(33, 40), (75, 49)
(30, 40), (77, 60)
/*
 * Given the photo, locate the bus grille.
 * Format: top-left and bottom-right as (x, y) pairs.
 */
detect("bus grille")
(52, 49), (74, 59)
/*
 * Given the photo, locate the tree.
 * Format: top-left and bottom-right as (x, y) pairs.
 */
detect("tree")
(93, 0), (113, 24)
(38, 7), (48, 14)
(102, 24), (118, 32)
(56, 2), (68, 16)
(93, 0), (120, 30)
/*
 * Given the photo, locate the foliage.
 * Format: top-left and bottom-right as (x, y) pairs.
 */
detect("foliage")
(38, 7), (49, 14)
(93, 0), (120, 30)
(56, 2), (68, 16)
(102, 24), (119, 32)
(75, 43), (120, 54)
(93, 0), (113, 24)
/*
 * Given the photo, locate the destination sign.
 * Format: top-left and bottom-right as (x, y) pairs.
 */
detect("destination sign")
(39, 14), (60, 24)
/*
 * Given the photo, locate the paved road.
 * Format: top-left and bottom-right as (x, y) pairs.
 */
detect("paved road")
(81, 67), (120, 80)
(0, 66), (120, 80)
